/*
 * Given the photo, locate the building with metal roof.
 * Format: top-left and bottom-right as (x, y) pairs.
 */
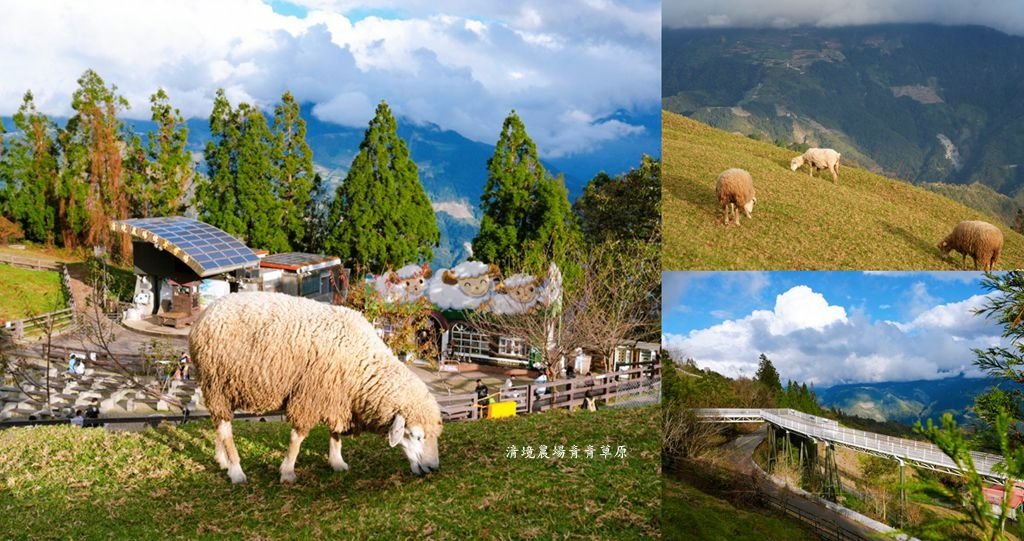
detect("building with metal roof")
(111, 217), (260, 280)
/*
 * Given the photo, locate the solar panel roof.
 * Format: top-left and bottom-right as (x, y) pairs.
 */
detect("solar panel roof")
(111, 217), (260, 277)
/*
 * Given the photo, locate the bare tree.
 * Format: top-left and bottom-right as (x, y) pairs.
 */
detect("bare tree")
(469, 240), (659, 378)
(663, 405), (723, 460)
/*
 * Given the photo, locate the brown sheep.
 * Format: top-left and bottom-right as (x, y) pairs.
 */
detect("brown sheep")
(938, 220), (1004, 271)
(715, 168), (756, 226)
(189, 292), (443, 484)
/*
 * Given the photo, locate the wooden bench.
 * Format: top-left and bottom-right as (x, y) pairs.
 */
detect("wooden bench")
(157, 311), (197, 328)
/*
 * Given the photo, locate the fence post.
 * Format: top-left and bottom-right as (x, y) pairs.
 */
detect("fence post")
(526, 384), (533, 413)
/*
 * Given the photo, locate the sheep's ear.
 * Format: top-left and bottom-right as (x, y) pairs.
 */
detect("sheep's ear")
(442, 270), (458, 285)
(488, 263), (500, 277)
(389, 414), (406, 447)
(422, 267), (433, 279)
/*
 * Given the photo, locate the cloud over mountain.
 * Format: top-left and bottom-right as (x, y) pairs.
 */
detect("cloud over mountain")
(0, 0), (659, 158)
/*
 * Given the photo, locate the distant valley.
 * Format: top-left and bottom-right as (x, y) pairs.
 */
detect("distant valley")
(663, 24), (1024, 224)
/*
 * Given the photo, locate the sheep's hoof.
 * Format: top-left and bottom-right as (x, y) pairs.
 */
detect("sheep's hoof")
(228, 466), (247, 484)
(330, 459), (350, 472)
(280, 470), (296, 484)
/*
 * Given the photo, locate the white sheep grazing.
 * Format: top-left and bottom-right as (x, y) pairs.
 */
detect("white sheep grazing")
(790, 148), (841, 183)
(715, 168), (756, 226)
(938, 220), (1004, 271)
(189, 292), (443, 484)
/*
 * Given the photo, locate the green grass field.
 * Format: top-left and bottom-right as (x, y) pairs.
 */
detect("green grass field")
(0, 263), (68, 320)
(663, 478), (816, 541)
(0, 406), (659, 540)
(663, 111), (1024, 270)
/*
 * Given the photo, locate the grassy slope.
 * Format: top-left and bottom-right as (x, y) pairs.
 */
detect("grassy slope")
(0, 406), (658, 540)
(663, 111), (1024, 270)
(663, 478), (816, 541)
(0, 263), (68, 320)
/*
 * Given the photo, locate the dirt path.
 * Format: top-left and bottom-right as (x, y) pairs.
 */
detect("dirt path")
(717, 427), (885, 540)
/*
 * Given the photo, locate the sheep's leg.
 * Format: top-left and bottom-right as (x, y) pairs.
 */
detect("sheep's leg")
(329, 431), (350, 472)
(214, 433), (229, 470)
(280, 428), (309, 484)
(217, 420), (247, 484)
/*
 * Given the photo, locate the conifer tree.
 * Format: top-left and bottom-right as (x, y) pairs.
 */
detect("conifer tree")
(754, 353), (783, 397)
(324, 101), (439, 271)
(141, 88), (192, 217)
(473, 111), (580, 268)
(60, 70), (132, 260)
(272, 91), (314, 250)
(235, 104), (289, 252)
(197, 89), (245, 237)
(303, 172), (329, 253)
(2, 93), (60, 244)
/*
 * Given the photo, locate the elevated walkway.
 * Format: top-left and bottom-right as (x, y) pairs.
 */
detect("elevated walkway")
(696, 408), (1006, 482)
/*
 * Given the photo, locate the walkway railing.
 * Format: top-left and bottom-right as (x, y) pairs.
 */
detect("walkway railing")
(440, 364), (661, 421)
(696, 408), (1006, 482)
(0, 253), (62, 271)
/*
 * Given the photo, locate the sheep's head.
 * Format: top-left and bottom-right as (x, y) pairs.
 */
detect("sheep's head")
(790, 156), (803, 171)
(937, 238), (952, 255)
(389, 412), (443, 475)
(496, 273), (543, 305)
(442, 264), (499, 298)
(743, 196), (756, 218)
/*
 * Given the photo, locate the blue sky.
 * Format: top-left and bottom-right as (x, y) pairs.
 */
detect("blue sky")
(663, 271), (1005, 386)
(0, 1), (659, 160)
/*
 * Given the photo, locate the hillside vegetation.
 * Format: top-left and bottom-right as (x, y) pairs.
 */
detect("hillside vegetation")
(0, 406), (658, 539)
(663, 25), (1024, 195)
(663, 112), (1024, 270)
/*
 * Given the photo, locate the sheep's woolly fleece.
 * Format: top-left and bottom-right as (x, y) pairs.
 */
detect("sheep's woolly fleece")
(190, 291), (442, 437)
(939, 220), (1004, 271)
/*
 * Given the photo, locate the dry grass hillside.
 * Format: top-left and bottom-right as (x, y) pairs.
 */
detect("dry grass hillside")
(663, 111), (1024, 270)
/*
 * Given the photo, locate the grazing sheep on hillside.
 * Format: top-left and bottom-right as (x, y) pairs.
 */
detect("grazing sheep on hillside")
(790, 148), (842, 183)
(715, 168), (756, 226)
(938, 220), (1004, 271)
(189, 292), (443, 484)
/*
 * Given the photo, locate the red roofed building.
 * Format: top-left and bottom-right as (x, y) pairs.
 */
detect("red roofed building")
(983, 484), (1024, 520)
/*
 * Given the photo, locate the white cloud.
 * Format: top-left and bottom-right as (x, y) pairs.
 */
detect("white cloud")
(663, 0), (1024, 36)
(664, 285), (1002, 386)
(0, 0), (658, 158)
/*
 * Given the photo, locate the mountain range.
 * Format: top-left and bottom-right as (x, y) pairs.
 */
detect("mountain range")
(816, 375), (1001, 426)
(663, 24), (1024, 222)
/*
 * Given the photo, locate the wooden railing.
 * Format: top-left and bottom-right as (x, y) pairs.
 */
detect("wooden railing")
(0, 253), (62, 271)
(5, 308), (77, 342)
(439, 363), (661, 422)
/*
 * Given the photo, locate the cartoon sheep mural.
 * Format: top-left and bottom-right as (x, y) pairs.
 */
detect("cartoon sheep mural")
(189, 292), (443, 484)
(490, 273), (545, 314)
(938, 220), (1004, 271)
(375, 264), (433, 303)
(428, 261), (500, 311)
